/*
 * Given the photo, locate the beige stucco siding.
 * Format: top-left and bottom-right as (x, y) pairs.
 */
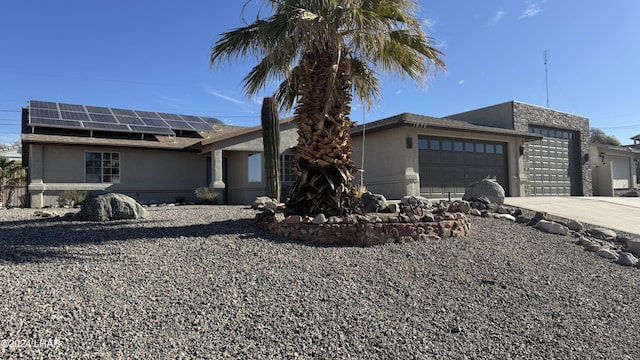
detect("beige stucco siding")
(203, 124), (299, 205)
(224, 151), (266, 205)
(27, 144), (207, 207)
(352, 126), (527, 199)
(352, 126), (416, 198)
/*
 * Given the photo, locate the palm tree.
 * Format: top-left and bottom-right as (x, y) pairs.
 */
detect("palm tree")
(211, 0), (445, 216)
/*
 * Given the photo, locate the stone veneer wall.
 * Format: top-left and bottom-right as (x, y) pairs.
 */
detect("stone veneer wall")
(512, 102), (592, 196)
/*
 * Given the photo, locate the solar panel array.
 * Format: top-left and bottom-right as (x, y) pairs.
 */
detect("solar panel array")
(28, 100), (222, 136)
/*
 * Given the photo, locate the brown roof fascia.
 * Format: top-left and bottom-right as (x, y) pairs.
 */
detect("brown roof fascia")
(198, 117), (296, 147)
(21, 133), (201, 151)
(351, 112), (542, 142)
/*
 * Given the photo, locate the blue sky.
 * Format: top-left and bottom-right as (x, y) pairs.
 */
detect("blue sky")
(1, 1), (639, 146)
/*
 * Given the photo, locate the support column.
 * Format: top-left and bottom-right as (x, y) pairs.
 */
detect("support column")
(28, 144), (45, 208)
(211, 149), (226, 201)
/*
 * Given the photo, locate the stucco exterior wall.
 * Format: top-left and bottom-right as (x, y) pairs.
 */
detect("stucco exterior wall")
(205, 124), (299, 205)
(224, 151), (266, 205)
(27, 144), (208, 207)
(352, 126), (418, 199)
(447, 102), (515, 129)
(352, 125), (528, 199)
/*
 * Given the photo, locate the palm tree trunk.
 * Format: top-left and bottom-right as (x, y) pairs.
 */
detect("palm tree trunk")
(286, 48), (362, 216)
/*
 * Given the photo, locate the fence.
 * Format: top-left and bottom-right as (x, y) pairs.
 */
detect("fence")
(2, 183), (27, 208)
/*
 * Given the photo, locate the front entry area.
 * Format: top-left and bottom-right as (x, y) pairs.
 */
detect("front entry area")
(418, 136), (509, 198)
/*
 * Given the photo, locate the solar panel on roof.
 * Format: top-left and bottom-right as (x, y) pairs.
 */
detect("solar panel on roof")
(59, 103), (85, 112)
(164, 120), (195, 131)
(30, 108), (60, 119)
(116, 116), (144, 125)
(30, 117), (81, 128)
(60, 111), (90, 121)
(158, 112), (183, 120)
(188, 122), (214, 132)
(28, 100), (219, 137)
(111, 108), (137, 117)
(82, 122), (131, 131)
(129, 125), (175, 135)
(85, 106), (112, 114)
(180, 115), (202, 122)
(30, 101), (58, 109)
(135, 110), (160, 119)
(140, 118), (167, 127)
(89, 113), (118, 123)
(201, 117), (223, 125)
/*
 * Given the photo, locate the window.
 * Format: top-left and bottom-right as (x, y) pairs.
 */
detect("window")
(281, 153), (295, 182)
(442, 140), (452, 151)
(465, 142), (474, 152)
(475, 143), (485, 153)
(85, 152), (120, 183)
(429, 139), (440, 150)
(248, 153), (262, 183)
(453, 141), (463, 151)
(486, 144), (495, 153)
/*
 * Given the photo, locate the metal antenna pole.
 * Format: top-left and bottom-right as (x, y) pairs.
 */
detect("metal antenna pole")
(544, 50), (550, 108)
(360, 106), (366, 189)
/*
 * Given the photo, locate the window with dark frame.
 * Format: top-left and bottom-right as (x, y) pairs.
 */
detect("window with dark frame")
(85, 152), (120, 183)
(281, 153), (295, 182)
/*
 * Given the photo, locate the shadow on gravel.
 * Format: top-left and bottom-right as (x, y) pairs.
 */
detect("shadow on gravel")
(0, 216), (272, 264)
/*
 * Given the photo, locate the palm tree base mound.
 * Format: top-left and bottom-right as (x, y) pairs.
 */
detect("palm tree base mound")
(255, 209), (470, 247)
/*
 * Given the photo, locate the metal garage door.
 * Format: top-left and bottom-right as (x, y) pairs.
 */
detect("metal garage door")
(418, 136), (509, 198)
(527, 126), (581, 195)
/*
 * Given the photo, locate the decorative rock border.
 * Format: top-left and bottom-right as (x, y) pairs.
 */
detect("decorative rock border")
(255, 209), (471, 247)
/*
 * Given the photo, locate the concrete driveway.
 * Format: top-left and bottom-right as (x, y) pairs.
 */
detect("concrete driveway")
(504, 196), (640, 236)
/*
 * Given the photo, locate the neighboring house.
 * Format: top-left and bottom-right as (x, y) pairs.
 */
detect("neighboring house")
(0, 144), (22, 162)
(21, 100), (298, 208)
(351, 113), (542, 199)
(447, 101), (591, 196)
(590, 140), (640, 196)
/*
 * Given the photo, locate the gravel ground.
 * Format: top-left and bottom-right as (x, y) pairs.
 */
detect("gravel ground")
(0, 205), (639, 359)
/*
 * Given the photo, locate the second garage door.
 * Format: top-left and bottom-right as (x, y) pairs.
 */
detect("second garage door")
(527, 126), (582, 195)
(418, 136), (509, 198)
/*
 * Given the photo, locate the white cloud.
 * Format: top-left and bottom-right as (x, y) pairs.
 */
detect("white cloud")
(204, 87), (245, 105)
(520, 1), (544, 19)
(458, 80), (465, 85)
(489, 11), (506, 25)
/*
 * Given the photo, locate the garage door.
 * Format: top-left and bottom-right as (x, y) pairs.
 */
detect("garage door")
(527, 126), (581, 195)
(418, 136), (509, 198)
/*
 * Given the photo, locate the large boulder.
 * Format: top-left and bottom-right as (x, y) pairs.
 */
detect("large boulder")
(462, 178), (505, 205)
(361, 192), (389, 213)
(76, 193), (147, 221)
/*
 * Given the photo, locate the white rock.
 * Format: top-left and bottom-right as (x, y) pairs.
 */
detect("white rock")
(493, 214), (516, 221)
(596, 248), (619, 261)
(312, 213), (327, 224)
(534, 220), (569, 235)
